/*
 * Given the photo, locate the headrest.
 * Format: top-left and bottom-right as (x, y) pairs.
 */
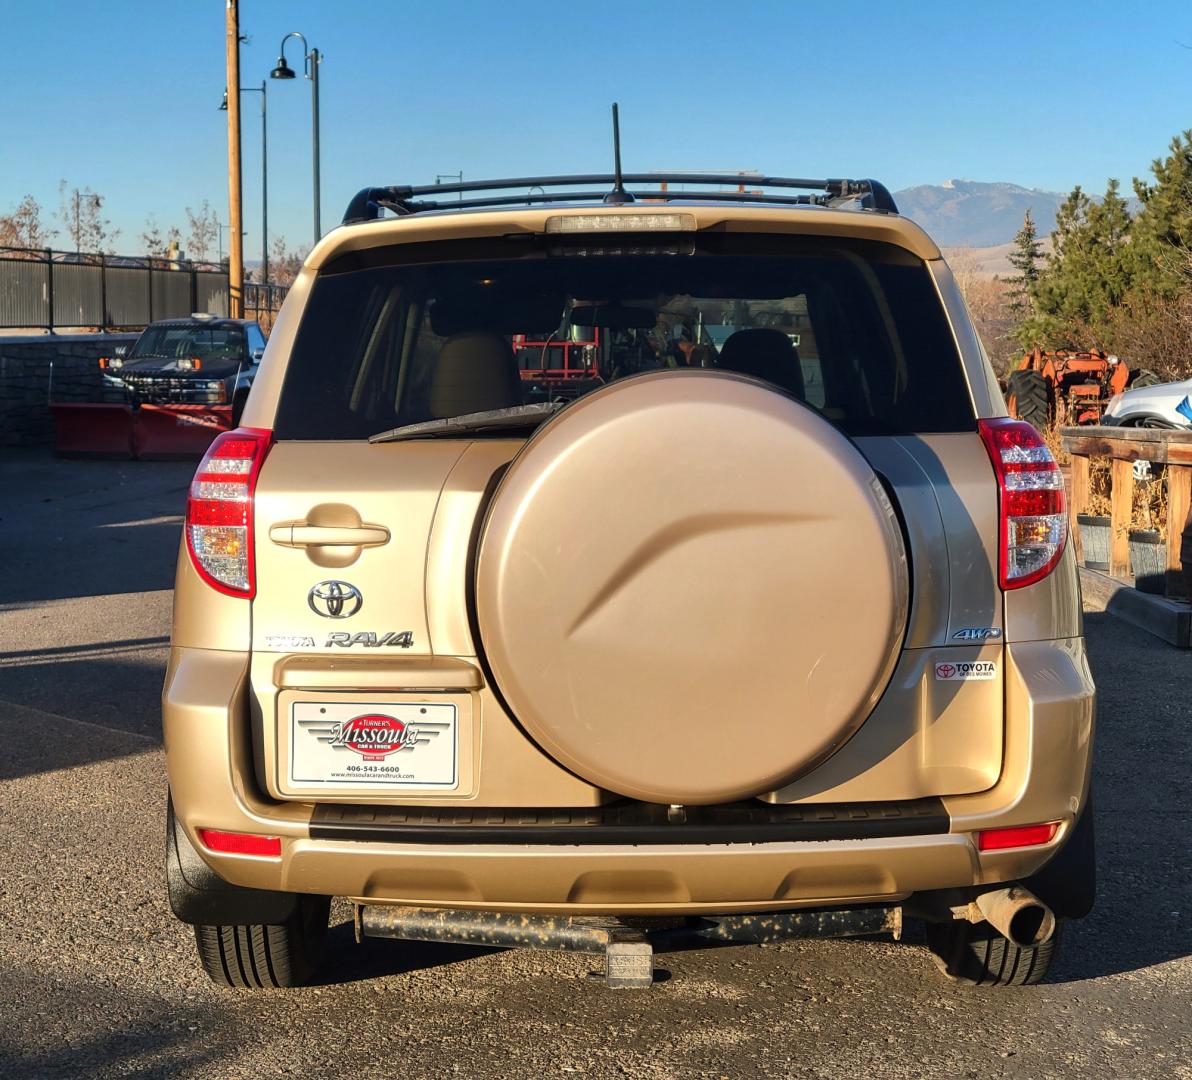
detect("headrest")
(430, 332), (522, 419)
(717, 328), (804, 399)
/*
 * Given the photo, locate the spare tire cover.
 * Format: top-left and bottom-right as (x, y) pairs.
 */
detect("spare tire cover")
(475, 370), (908, 805)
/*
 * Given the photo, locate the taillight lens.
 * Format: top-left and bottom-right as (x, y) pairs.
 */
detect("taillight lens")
(978, 418), (1067, 589)
(185, 428), (272, 597)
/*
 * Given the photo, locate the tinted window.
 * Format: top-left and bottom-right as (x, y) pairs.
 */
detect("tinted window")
(274, 234), (973, 440)
(132, 325), (245, 362)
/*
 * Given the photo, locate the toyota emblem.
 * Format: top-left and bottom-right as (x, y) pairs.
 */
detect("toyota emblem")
(308, 580), (363, 619)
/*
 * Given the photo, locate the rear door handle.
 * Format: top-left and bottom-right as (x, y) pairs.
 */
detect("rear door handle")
(269, 523), (391, 548)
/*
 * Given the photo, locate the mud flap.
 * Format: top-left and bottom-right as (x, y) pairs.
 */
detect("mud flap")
(1022, 792), (1096, 920)
(166, 797), (301, 926)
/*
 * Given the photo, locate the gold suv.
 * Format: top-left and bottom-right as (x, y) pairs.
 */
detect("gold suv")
(164, 171), (1094, 990)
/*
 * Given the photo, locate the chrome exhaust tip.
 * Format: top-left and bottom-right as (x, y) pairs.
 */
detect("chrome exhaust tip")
(974, 885), (1056, 948)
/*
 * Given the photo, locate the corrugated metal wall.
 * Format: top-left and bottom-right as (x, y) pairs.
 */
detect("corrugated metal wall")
(105, 266), (151, 326)
(194, 271), (229, 316)
(0, 258), (51, 328)
(0, 251), (231, 329)
(52, 263), (103, 327)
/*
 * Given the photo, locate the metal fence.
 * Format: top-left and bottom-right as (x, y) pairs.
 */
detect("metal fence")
(244, 282), (288, 331)
(0, 246), (287, 331)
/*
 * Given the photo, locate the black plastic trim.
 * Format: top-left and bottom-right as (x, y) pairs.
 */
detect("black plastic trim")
(309, 798), (948, 846)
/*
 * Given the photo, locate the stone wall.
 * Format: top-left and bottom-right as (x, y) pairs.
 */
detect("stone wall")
(0, 334), (140, 447)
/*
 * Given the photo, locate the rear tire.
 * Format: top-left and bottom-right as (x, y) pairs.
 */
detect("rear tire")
(194, 894), (331, 988)
(926, 919), (1061, 986)
(1007, 369), (1050, 431)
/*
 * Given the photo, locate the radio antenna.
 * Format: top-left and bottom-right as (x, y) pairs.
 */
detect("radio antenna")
(603, 103), (634, 205)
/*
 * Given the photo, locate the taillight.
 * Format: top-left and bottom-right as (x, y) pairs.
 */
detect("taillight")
(978, 418), (1067, 589)
(185, 428), (272, 597)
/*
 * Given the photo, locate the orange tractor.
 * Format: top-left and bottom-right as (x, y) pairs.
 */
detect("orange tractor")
(1005, 349), (1159, 429)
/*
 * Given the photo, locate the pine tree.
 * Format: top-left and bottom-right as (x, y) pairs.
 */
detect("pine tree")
(1013, 129), (1192, 375)
(1005, 209), (1042, 321)
(1019, 182), (1136, 349)
(1129, 130), (1192, 298)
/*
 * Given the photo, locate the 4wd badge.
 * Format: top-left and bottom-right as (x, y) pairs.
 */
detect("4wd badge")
(951, 627), (1001, 641)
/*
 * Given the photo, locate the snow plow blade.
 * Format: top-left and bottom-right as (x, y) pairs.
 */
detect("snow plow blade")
(50, 403), (136, 457)
(134, 405), (232, 458)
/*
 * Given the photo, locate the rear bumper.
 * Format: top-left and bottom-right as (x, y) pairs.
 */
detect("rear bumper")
(162, 637), (1094, 914)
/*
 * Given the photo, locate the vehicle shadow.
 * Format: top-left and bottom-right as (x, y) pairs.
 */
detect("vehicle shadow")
(0, 967), (240, 1080)
(0, 648), (167, 779)
(315, 917), (502, 985)
(1047, 611), (1192, 982)
(0, 453), (189, 605)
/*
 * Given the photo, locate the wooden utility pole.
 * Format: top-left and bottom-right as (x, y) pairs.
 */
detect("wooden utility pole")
(225, 0), (244, 317)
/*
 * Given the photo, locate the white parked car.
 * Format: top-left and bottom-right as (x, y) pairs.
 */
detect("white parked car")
(1104, 375), (1192, 428)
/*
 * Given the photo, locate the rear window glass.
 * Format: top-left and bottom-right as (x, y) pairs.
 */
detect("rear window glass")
(274, 234), (973, 439)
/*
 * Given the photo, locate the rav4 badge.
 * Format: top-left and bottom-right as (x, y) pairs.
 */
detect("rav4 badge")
(326, 631), (415, 648)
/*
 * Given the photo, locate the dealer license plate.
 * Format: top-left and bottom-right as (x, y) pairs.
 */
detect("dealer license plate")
(289, 701), (458, 788)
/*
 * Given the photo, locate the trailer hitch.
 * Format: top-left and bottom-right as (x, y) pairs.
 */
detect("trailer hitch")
(356, 904), (901, 988)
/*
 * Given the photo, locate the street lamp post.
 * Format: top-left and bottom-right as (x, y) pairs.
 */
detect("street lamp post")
(224, 0), (244, 316)
(222, 82), (268, 283)
(271, 32), (322, 247)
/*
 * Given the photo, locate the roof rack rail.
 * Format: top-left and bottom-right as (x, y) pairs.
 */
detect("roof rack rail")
(341, 173), (898, 224)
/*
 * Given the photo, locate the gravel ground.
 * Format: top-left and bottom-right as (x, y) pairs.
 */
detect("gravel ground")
(0, 451), (1189, 1079)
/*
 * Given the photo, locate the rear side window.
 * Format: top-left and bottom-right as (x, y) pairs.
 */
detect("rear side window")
(274, 234), (973, 439)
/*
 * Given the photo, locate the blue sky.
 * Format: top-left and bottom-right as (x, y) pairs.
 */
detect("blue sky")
(2, 0), (1190, 261)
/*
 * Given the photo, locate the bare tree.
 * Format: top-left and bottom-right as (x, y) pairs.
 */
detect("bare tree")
(268, 235), (307, 287)
(947, 247), (1015, 376)
(56, 181), (119, 253)
(948, 246), (981, 303)
(185, 200), (220, 263)
(0, 194), (51, 249)
(141, 215), (164, 257)
(140, 216), (183, 258)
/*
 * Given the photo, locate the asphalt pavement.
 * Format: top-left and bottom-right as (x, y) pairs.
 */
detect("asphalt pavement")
(0, 450), (1189, 1080)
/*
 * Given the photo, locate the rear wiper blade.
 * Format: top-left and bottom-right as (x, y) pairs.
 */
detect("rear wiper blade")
(369, 402), (565, 443)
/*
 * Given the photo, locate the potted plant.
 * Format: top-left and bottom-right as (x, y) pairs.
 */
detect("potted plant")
(1128, 527), (1166, 594)
(1076, 513), (1112, 571)
(1076, 457), (1113, 571)
(1127, 459), (1167, 595)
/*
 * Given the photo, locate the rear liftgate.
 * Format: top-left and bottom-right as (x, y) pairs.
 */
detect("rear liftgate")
(356, 904), (903, 988)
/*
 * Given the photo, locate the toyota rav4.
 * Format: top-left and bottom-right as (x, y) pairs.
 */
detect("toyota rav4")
(164, 168), (1094, 990)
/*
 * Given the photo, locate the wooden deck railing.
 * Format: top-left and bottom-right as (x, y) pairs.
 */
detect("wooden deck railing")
(1059, 426), (1192, 595)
